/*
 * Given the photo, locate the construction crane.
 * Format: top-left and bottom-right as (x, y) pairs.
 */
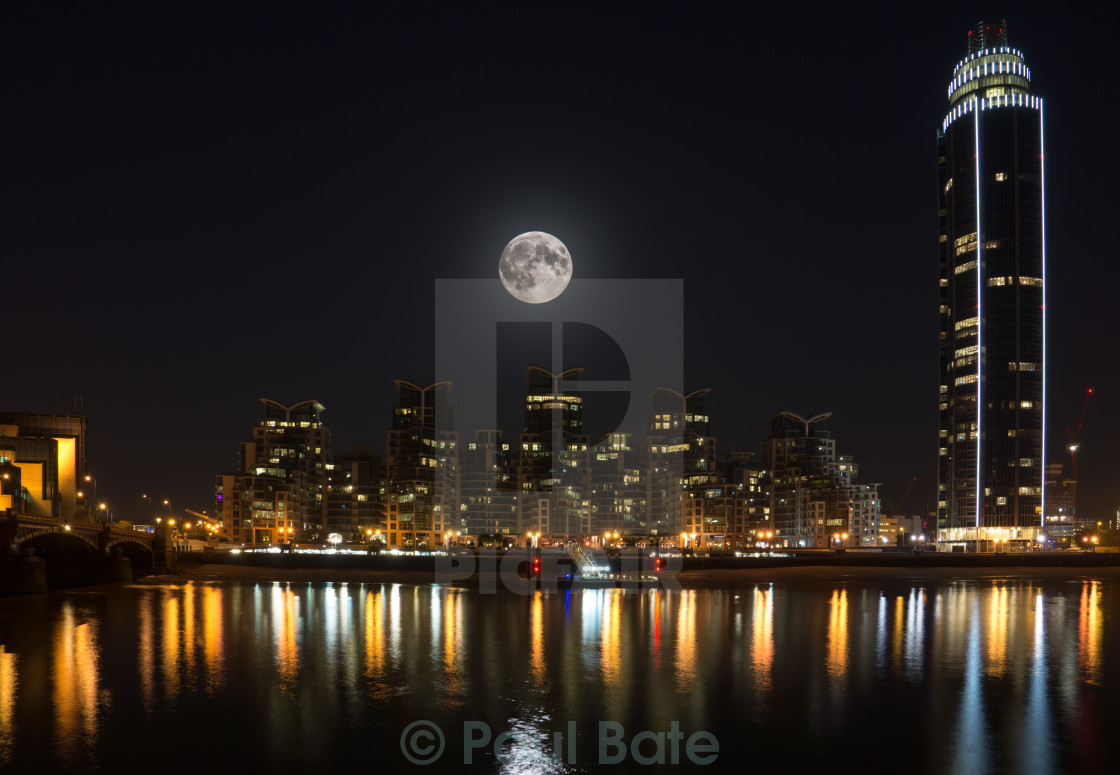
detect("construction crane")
(184, 509), (217, 527)
(1067, 388), (1093, 483)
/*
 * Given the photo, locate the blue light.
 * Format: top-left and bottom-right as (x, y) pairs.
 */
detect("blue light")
(974, 99), (983, 534)
(1040, 100), (1047, 530)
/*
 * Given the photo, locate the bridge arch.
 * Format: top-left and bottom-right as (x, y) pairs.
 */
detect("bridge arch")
(20, 530), (100, 555)
(107, 538), (155, 575)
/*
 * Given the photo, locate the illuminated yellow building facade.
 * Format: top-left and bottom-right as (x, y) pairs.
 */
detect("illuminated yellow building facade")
(0, 413), (87, 520)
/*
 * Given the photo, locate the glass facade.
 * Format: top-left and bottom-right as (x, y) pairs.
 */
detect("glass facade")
(937, 21), (1045, 548)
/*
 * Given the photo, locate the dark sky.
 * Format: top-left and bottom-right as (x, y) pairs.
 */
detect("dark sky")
(3, 2), (1117, 523)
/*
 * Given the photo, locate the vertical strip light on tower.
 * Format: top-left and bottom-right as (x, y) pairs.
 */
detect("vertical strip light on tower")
(1034, 101), (1043, 533)
(936, 19), (1045, 551)
(974, 97), (982, 535)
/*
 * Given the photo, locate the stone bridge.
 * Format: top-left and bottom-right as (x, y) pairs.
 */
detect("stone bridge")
(2, 513), (169, 592)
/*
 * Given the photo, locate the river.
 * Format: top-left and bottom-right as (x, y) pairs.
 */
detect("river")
(0, 574), (1116, 773)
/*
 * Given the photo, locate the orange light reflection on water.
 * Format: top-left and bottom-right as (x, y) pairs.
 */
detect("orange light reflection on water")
(601, 591), (622, 687)
(675, 590), (697, 692)
(52, 601), (100, 761)
(750, 585), (774, 693)
(273, 585), (300, 692)
(826, 589), (848, 680)
(1079, 580), (1102, 685)
(529, 592), (546, 685)
(986, 585), (1009, 677)
(0, 645), (17, 764)
(202, 586), (224, 693)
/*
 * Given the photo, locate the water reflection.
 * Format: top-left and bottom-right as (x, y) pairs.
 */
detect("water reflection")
(893, 593), (905, 669)
(1021, 591), (1052, 773)
(751, 585), (774, 693)
(138, 592), (155, 714)
(0, 645), (16, 764)
(529, 592), (546, 685)
(0, 576), (1111, 773)
(52, 600), (100, 763)
(601, 590), (622, 687)
(674, 590), (697, 692)
(364, 587), (385, 681)
(826, 588), (848, 679)
(1079, 580), (1102, 685)
(904, 588), (925, 680)
(952, 597), (991, 774)
(273, 584), (300, 692)
(202, 586), (224, 693)
(160, 591), (180, 699)
(442, 589), (466, 705)
(987, 585), (1009, 676)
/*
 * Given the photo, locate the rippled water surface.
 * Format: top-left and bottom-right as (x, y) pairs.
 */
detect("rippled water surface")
(0, 577), (1117, 773)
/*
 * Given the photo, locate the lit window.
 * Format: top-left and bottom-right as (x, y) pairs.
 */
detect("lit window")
(1021, 401), (1034, 409)
(995, 172), (1007, 181)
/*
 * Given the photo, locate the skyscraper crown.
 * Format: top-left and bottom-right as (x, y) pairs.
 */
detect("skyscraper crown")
(967, 19), (1008, 54)
(945, 19), (1032, 114)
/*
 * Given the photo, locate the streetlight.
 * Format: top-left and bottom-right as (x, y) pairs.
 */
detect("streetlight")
(98, 502), (108, 524)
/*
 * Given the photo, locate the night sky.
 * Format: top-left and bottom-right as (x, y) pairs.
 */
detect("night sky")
(3, 3), (1117, 523)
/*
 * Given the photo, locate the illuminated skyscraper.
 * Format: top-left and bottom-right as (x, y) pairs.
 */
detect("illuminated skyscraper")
(937, 20), (1045, 549)
(516, 366), (589, 539)
(215, 399), (331, 546)
(385, 380), (457, 550)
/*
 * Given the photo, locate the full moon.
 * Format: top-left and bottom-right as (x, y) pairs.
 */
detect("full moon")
(498, 231), (573, 304)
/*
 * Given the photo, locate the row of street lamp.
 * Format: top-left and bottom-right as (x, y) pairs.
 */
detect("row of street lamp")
(75, 475), (179, 527)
